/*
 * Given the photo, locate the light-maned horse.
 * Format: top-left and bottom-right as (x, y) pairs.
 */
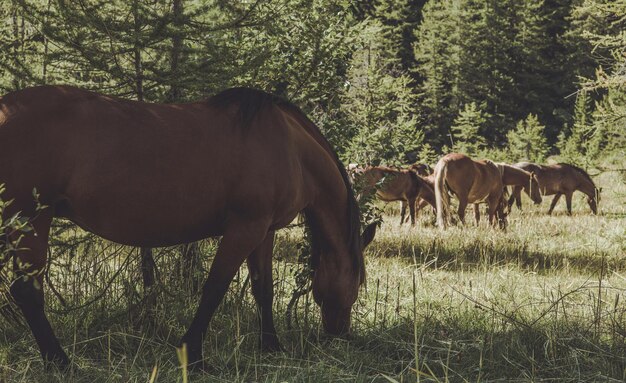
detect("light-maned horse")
(434, 153), (507, 229)
(0, 85), (377, 368)
(508, 162), (600, 215)
(472, 163), (542, 223)
(358, 166), (430, 226)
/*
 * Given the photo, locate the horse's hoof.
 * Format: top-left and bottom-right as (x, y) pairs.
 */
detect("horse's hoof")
(43, 354), (71, 372)
(187, 358), (211, 373)
(44, 358), (72, 372)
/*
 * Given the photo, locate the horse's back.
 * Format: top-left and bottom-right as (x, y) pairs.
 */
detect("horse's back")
(0, 86), (322, 247)
(438, 153), (501, 202)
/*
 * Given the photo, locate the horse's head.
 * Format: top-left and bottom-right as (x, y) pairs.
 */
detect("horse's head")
(526, 172), (542, 204)
(588, 187), (602, 214)
(313, 222), (376, 336)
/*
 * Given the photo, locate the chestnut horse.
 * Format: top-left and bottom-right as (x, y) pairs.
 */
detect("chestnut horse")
(472, 163), (542, 222)
(0, 85), (377, 368)
(508, 162), (600, 215)
(434, 153), (507, 228)
(358, 166), (429, 225)
(401, 173), (436, 223)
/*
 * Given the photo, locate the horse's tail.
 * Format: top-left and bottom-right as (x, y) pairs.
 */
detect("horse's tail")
(434, 158), (450, 229)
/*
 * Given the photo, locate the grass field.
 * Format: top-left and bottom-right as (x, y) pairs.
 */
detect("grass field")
(0, 161), (624, 382)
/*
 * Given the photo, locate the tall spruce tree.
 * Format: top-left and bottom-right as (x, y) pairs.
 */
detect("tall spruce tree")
(451, 102), (487, 156)
(342, 19), (422, 164)
(413, 0), (462, 147)
(507, 114), (549, 162)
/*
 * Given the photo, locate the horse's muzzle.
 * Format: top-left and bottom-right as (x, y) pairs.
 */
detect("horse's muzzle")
(321, 305), (352, 336)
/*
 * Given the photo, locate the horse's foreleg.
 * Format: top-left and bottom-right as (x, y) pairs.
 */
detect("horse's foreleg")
(246, 231), (281, 352)
(180, 218), (270, 368)
(486, 199), (500, 228)
(10, 210), (68, 367)
(408, 197), (416, 226)
(508, 186), (522, 210)
(473, 204), (480, 224)
(565, 192), (573, 215)
(548, 193), (562, 215)
(400, 201), (407, 225)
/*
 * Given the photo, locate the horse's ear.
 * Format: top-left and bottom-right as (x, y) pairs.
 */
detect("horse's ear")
(361, 222), (377, 250)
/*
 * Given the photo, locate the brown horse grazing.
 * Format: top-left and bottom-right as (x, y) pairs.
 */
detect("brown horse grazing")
(508, 162), (600, 215)
(358, 166), (424, 225)
(401, 173), (436, 223)
(434, 153), (507, 229)
(472, 163), (542, 223)
(0, 85), (377, 368)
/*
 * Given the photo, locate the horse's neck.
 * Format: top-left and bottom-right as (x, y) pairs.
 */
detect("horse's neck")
(501, 165), (528, 186)
(577, 173), (596, 197)
(417, 177), (436, 205)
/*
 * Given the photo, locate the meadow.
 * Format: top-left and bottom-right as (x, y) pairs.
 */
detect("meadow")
(0, 160), (624, 383)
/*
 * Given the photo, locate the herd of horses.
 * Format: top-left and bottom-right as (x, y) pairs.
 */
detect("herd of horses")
(0, 85), (600, 370)
(352, 154), (600, 229)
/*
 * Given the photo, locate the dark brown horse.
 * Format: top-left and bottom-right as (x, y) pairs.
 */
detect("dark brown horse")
(472, 163), (542, 222)
(0, 85), (377, 368)
(358, 166), (430, 225)
(434, 153), (507, 228)
(508, 162), (600, 215)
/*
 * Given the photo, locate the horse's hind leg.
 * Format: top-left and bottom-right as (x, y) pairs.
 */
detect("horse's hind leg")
(457, 197), (468, 225)
(548, 193), (562, 215)
(10, 209), (69, 367)
(246, 231), (281, 352)
(180, 217), (270, 367)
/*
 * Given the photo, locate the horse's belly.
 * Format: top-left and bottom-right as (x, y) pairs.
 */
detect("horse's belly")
(55, 190), (228, 247)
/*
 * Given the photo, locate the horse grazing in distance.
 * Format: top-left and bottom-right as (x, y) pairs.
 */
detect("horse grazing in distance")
(471, 163), (542, 223)
(434, 153), (507, 229)
(0, 85), (377, 368)
(508, 162), (600, 215)
(357, 166), (429, 226)
(401, 172), (436, 223)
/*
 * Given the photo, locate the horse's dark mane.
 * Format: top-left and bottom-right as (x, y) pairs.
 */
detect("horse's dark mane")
(208, 87), (280, 128)
(561, 163), (596, 188)
(209, 87), (364, 283)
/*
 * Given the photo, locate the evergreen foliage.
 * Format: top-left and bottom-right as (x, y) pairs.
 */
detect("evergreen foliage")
(507, 114), (549, 162)
(451, 102), (487, 156)
(0, 0), (623, 162)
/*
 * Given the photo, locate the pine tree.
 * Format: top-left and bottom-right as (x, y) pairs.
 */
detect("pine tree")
(342, 19), (423, 164)
(507, 114), (549, 162)
(570, 0), (626, 156)
(413, 0), (462, 147)
(450, 102), (487, 156)
(558, 90), (596, 162)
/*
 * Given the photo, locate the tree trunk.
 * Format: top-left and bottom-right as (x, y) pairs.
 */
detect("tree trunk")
(180, 242), (202, 293)
(166, 0), (184, 102)
(131, 0), (156, 304)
